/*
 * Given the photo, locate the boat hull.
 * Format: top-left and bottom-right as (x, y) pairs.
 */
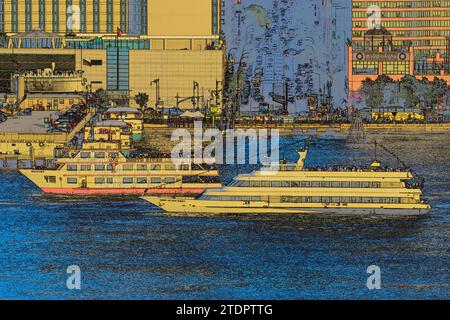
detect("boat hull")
(141, 197), (431, 216)
(41, 188), (207, 196)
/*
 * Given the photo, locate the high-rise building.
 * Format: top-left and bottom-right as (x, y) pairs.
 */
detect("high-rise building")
(0, 0), (225, 110)
(348, 0), (450, 93)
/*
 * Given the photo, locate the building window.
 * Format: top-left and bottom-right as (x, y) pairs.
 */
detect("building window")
(66, 0), (72, 32)
(107, 0), (113, 33)
(80, 0), (86, 32)
(141, 0), (147, 35)
(0, 0), (4, 33)
(25, 0), (32, 32)
(39, 0), (45, 30)
(120, 0), (127, 32)
(93, 0), (100, 33)
(12, 0), (18, 32)
(52, 0), (59, 32)
(212, 0), (219, 35)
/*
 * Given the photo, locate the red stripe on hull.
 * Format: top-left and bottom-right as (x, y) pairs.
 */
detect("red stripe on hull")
(41, 188), (206, 195)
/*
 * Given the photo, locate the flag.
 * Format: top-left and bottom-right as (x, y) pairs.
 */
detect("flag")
(82, 59), (92, 67)
(116, 26), (123, 37)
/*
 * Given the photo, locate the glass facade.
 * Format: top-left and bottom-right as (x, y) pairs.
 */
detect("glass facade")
(107, 47), (129, 91)
(352, 0), (450, 56)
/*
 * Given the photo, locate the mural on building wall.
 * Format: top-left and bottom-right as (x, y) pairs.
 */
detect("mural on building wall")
(223, 0), (351, 113)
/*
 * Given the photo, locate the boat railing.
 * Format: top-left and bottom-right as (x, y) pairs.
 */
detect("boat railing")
(303, 166), (408, 173)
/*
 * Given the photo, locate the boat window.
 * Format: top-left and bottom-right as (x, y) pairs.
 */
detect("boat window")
(151, 177), (161, 184)
(178, 164), (190, 171)
(67, 178), (77, 184)
(136, 177), (148, 184)
(109, 152), (119, 158)
(351, 181), (360, 188)
(95, 164), (105, 171)
(332, 197), (340, 203)
(260, 181), (271, 187)
(123, 164), (133, 171)
(164, 177), (176, 184)
(80, 165), (91, 171)
(281, 181), (290, 187)
(272, 181), (281, 187)
(311, 182), (320, 187)
(251, 196), (260, 201)
(321, 181), (330, 187)
(362, 197), (372, 203)
(331, 181), (341, 188)
(106, 178), (113, 184)
(342, 181), (351, 188)
(291, 181), (301, 187)
(164, 164), (176, 171)
(250, 181), (260, 187)
(371, 182), (380, 188)
(361, 182), (370, 188)
(149, 164), (161, 171)
(95, 178), (105, 184)
(301, 181), (310, 187)
(123, 177), (133, 184)
(45, 176), (56, 183)
(67, 165), (77, 171)
(341, 197), (349, 203)
(373, 197), (381, 203)
(94, 152), (105, 158)
(80, 152), (90, 158)
(322, 196), (330, 203)
(137, 164), (147, 171)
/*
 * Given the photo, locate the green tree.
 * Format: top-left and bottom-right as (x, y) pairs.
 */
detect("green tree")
(134, 92), (149, 113)
(399, 75), (420, 108)
(94, 88), (109, 112)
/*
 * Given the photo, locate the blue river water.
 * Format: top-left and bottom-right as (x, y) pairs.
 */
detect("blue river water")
(0, 134), (449, 299)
